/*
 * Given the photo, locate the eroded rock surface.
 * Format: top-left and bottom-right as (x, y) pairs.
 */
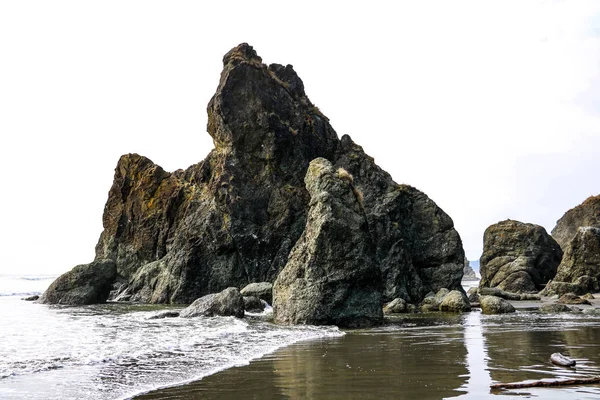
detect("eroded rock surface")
(552, 195), (600, 249)
(479, 220), (562, 293)
(273, 158), (383, 327)
(179, 287), (244, 318)
(44, 44), (466, 309)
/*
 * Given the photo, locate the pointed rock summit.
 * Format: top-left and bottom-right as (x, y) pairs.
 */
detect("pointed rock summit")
(42, 44), (467, 319)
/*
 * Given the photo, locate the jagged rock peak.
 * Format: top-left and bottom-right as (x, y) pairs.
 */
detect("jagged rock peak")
(223, 43), (262, 65)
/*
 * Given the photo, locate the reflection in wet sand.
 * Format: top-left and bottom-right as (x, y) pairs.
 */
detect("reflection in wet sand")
(135, 312), (600, 399)
(451, 311), (492, 399)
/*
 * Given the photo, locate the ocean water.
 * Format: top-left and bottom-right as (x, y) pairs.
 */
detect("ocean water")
(3, 276), (600, 399)
(0, 275), (342, 400)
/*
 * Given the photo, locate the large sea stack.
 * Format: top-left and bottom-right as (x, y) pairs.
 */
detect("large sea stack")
(544, 195), (600, 295)
(42, 44), (466, 310)
(479, 220), (562, 293)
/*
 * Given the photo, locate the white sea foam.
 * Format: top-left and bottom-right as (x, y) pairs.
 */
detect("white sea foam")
(0, 296), (343, 400)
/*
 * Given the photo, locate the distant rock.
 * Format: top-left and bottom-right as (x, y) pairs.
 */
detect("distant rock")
(439, 290), (471, 312)
(552, 195), (600, 249)
(273, 158), (383, 327)
(479, 220), (562, 293)
(462, 259), (478, 281)
(39, 260), (116, 305)
(479, 295), (516, 314)
(22, 295), (39, 301)
(240, 282), (273, 305)
(180, 287), (244, 318)
(544, 226), (600, 296)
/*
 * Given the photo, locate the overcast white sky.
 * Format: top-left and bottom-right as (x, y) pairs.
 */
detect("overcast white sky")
(1, 1), (599, 275)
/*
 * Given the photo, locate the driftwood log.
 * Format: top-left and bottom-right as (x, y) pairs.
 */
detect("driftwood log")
(491, 376), (600, 390)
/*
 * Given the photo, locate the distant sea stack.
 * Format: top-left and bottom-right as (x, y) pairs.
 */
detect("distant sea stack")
(479, 220), (562, 293)
(544, 195), (600, 295)
(42, 44), (466, 310)
(462, 259), (477, 281)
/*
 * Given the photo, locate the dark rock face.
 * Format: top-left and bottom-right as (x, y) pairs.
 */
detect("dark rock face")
(334, 136), (465, 302)
(544, 227), (600, 296)
(552, 195), (600, 249)
(240, 282), (273, 305)
(179, 287), (244, 318)
(39, 260), (116, 305)
(243, 296), (265, 313)
(45, 43), (466, 309)
(479, 220), (563, 293)
(273, 158), (383, 327)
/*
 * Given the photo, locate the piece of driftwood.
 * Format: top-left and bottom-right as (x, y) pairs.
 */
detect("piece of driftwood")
(551, 353), (576, 367)
(491, 376), (600, 390)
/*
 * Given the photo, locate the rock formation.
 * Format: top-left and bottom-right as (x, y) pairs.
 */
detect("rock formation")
(462, 259), (478, 281)
(544, 196), (600, 295)
(551, 195), (600, 249)
(39, 260), (116, 305)
(479, 296), (515, 314)
(42, 43), (466, 312)
(272, 158), (383, 327)
(479, 220), (562, 293)
(179, 287), (244, 318)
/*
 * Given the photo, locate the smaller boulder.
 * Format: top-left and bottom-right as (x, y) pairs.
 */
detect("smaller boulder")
(22, 295), (40, 301)
(480, 295), (516, 314)
(439, 290), (471, 312)
(539, 304), (573, 313)
(243, 296), (266, 313)
(383, 298), (408, 314)
(582, 293), (595, 300)
(39, 259), (117, 305)
(240, 282), (273, 304)
(557, 293), (591, 305)
(467, 287), (479, 303)
(148, 311), (180, 319)
(180, 287), (244, 318)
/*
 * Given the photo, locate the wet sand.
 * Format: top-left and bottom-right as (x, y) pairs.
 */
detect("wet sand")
(134, 310), (600, 400)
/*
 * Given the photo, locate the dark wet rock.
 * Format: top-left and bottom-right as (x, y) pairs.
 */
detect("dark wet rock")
(439, 290), (471, 312)
(148, 311), (180, 319)
(476, 288), (541, 301)
(240, 282), (273, 305)
(552, 195), (600, 249)
(543, 227), (600, 296)
(539, 303), (573, 313)
(463, 259), (478, 281)
(334, 135), (465, 303)
(273, 158), (383, 328)
(243, 296), (265, 313)
(46, 44), (467, 309)
(557, 293), (591, 305)
(479, 295), (516, 314)
(467, 287), (479, 303)
(22, 295), (39, 301)
(180, 287), (244, 318)
(383, 298), (409, 314)
(479, 220), (562, 293)
(39, 260), (117, 305)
